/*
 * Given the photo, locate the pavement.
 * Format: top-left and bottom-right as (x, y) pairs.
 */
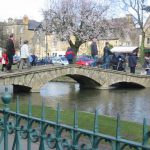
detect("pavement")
(0, 134), (39, 150)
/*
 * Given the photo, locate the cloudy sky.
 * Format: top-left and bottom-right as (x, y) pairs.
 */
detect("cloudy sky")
(0, 0), (48, 21)
(0, 0), (150, 22)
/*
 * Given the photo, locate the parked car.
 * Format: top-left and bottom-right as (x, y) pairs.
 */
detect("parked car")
(76, 56), (94, 66)
(13, 55), (20, 65)
(52, 57), (69, 65)
(36, 57), (53, 66)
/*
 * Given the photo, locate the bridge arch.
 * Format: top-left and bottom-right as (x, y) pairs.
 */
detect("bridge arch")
(1, 66), (150, 92)
(110, 81), (145, 88)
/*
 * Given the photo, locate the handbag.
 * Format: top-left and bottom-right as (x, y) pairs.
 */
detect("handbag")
(2, 58), (6, 64)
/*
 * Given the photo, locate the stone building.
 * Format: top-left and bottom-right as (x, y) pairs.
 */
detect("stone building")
(3, 16), (42, 56)
(2, 14), (140, 58)
(79, 14), (139, 57)
(143, 15), (150, 56)
(3, 15), (70, 58)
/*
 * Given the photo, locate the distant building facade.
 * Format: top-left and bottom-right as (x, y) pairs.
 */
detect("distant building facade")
(79, 14), (139, 57)
(2, 14), (140, 58)
(143, 15), (150, 56)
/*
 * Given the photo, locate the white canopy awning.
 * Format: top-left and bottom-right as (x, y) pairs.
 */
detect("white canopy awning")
(110, 46), (139, 53)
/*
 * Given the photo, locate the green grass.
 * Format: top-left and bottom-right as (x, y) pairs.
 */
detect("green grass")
(0, 101), (145, 143)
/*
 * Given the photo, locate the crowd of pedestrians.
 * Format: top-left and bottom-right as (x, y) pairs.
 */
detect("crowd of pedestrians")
(1, 34), (38, 72)
(90, 40), (139, 74)
(2, 34), (150, 75)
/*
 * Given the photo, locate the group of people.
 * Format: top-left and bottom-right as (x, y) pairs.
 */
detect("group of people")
(1, 33), (15, 72)
(65, 39), (138, 74)
(90, 40), (138, 74)
(2, 34), (150, 75)
(1, 34), (35, 72)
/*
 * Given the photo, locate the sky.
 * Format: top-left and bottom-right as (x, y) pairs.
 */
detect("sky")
(0, 0), (150, 22)
(0, 0), (48, 21)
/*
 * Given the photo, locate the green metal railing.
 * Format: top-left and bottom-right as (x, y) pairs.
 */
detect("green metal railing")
(0, 88), (150, 150)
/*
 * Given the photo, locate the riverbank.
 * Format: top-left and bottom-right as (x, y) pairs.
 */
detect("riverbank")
(2, 102), (144, 143)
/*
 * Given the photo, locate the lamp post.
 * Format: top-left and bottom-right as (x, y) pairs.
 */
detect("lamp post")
(45, 18), (48, 57)
(36, 26), (43, 58)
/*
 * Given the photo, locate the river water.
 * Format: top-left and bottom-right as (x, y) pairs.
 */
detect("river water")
(13, 82), (150, 123)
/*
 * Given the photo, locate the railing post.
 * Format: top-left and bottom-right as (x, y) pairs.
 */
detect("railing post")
(27, 97), (32, 150)
(72, 105), (78, 150)
(56, 103), (61, 150)
(92, 108), (99, 150)
(1, 87), (12, 150)
(142, 118), (148, 146)
(115, 114), (121, 150)
(12, 96), (21, 150)
(39, 98), (46, 150)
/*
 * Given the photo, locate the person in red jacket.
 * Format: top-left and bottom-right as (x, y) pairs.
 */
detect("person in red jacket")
(1, 49), (8, 71)
(65, 47), (75, 64)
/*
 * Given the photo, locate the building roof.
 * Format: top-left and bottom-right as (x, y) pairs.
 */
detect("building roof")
(28, 20), (41, 30)
(97, 15), (136, 41)
(144, 15), (150, 29)
(110, 46), (139, 53)
(14, 19), (42, 30)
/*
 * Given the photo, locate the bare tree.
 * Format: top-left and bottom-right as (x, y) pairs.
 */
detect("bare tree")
(121, 0), (148, 63)
(0, 22), (8, 48)
(42, 0), (110, 55)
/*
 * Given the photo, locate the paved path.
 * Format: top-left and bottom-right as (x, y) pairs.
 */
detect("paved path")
(0, 134), (39, 150)
(0, 135), (111, 150)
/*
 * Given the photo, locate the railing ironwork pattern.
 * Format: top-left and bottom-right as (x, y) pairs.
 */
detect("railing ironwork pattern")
(0, 89), (150, 150)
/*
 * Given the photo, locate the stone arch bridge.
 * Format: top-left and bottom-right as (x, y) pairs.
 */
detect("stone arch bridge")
(0, 65), (150, 92)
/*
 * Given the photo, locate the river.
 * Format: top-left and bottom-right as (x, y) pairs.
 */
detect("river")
(12, 82), (150, 123)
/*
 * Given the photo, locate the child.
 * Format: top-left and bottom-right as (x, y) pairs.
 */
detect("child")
(1, 49), (8, 71)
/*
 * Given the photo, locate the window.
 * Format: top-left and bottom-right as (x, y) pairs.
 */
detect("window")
(20, 27), (24, 33)
(147, 38), (150, 44)
(11, 28), (14, 33)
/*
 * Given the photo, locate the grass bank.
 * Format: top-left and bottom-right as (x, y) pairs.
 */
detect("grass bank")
(0, 101), (145, 143)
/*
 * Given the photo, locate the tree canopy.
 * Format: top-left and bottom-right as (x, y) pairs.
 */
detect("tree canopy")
(43, 0), (110, 54)
(121, 0), (149, 63)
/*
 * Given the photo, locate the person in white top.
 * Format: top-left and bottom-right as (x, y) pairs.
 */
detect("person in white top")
(19, 40), (31, 70)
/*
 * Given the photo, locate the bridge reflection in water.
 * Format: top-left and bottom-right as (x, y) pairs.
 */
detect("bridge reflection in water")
(0, 87), (150, 149)
(12, 82), (150, 123)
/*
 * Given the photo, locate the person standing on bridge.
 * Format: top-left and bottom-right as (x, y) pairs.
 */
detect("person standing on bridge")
(91, 38), (98, 60)
(65, 47), (75, 64)
(103, 42), (112, 69)
(6, 33), (15, 72)
(19, 40), (31, 70)
(128, 52), (137, 74)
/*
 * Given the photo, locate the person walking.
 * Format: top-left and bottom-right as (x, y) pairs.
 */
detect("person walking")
(128, 52), (137, 74)
(1, 49), (8, 72)
(143, 56), (150, 75)
(19, 40), (31, 70)
(6, 33), (15, 72)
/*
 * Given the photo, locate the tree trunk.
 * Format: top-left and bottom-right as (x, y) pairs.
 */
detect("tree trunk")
(140, 31), (145, 65)
(68, 37), (84, 63)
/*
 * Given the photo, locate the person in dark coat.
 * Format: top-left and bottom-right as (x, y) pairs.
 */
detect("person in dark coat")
(117, 55), (126, 71)
(111, 53), (118, 70)
(65, 47), (75, 64)
(91, 39), (98, 60)
(143, 57), (150, 75)
(103, 42), (112, 69)
(6, 33), (15, 72)
(128, 53), (137, 74)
